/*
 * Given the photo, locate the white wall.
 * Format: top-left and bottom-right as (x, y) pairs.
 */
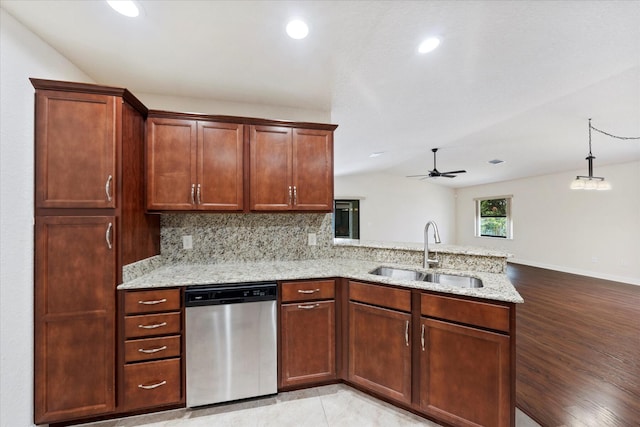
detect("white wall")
(137, 92), (331, 123)
(455, 161), (640, 285)
(0, 8), (96, 427)
(334, 172), (457, 244)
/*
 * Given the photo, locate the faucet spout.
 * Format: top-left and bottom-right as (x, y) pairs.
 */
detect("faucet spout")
(424, 221), (442, 269)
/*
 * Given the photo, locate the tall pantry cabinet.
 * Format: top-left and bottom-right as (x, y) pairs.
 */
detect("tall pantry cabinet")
(32, 79), (160, 424)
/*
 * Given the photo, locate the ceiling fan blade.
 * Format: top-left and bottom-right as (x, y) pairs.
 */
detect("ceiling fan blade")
(406, 174), (429, 178)
(440, 170), (466, 175)
(440, 174), (457, 178)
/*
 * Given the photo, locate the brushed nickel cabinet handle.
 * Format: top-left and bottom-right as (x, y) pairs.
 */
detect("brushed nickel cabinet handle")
(190, 184), (196, 205)
(105, 175), (113, 202)
(138, 322), (167, 329)
(138, 298), (167, 305)
(297, 304), (320, 309)
(138, 380), (166, 390)
(105, 222), (113, 249)
(293, 186), (297, 205)
(421, 324), (426, 351)
(196, 183), (201, 204)
(138, 345), (167, 354)
(405, 320), (410, 347)
(297, 289), (320, 294)
(288, 186), (293, 205)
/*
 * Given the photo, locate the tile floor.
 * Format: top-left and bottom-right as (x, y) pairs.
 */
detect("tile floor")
(80, 384), (540, 427)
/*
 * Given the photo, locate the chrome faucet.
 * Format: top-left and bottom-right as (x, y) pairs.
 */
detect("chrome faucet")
(424, 221), (442, 269)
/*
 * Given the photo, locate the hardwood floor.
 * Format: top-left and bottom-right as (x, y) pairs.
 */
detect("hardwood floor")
(507, 264), (639, 427)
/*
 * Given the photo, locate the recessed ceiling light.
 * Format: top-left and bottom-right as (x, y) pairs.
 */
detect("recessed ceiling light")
(286, 19), (309, 39)
(418, 37), (441, 54)
(369, 152), (385, 158)
(488, 159), (505, 165)
(107, 0), (139, 17)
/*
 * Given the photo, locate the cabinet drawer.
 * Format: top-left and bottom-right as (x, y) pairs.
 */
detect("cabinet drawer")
(125, 335), (181, 363)
(122, 358), (181, 410)
(124, 312), (181, 339)
(124, 289), (181, 314)
(281, 280), (335, 302)
(421, 293), (510, 333)
(348, 281), (411, 312)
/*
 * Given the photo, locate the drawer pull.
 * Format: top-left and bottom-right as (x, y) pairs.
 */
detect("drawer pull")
(297, 289), (320, 294)
(138, 322), (167, 329)
(421, 324), (426, 351)
(297, 304), (320, 310)
(138, 345), (167, 354)
(138, 380), (167, 390)
(138, 298), (167, 305)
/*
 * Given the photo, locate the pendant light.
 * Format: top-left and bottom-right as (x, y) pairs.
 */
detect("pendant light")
(570, 119), (640, 191)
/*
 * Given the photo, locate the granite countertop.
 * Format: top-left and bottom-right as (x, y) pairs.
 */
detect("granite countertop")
(119, 258), (523, 303)
(333, 240), (514, 258)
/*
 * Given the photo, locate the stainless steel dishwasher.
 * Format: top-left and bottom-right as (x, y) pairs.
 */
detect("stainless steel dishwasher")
(185, 282), (277, 407)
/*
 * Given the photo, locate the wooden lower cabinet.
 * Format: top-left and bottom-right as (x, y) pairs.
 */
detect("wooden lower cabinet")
(120, 288), (184, 412)
(279, 279), (337, 388)
(34, 216), (116, 424)
(348, 301), (412, 405)
(122, 358), (182, 411)
(280, 300), (336, 387)
(418, 318), (511, 427)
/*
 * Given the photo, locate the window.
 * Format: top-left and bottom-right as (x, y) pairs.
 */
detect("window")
(475, 196), (512, 239)
(334, 200), (360, 239)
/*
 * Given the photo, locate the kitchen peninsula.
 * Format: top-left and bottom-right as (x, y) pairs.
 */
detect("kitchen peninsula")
(119, 241), (521, 427)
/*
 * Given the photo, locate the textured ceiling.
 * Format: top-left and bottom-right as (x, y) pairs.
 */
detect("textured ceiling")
(2, 0), (639, 187)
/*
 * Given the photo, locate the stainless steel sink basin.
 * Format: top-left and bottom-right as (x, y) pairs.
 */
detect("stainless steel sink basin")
(369, 267), (426, 281)
(369, 267), (483, 288)
(424, 273), (483, 288)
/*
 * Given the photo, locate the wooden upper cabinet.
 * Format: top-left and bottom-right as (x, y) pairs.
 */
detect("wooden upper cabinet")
(198, 121), (244, 210)
(250, 125), (334, 212)
(35, 90), (117, 208)
(146, 116), (243, 211)
(292, 128), (333, 211)
(34, 216), (116, 424)
(146, 117), (197, 210)
(249, 126), (292, 210)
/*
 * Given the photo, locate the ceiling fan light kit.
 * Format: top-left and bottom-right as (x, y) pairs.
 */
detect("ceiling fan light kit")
(570, 119), (640, 191)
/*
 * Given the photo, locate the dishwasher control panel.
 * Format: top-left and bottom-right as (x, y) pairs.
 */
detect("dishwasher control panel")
(185, 283), (277, 306)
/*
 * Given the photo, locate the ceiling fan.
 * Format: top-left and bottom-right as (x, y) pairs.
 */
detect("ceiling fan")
(407, 148), (467, 179)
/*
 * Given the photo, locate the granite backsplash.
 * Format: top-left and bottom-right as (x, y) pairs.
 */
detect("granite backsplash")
(159, 213), (335, 264)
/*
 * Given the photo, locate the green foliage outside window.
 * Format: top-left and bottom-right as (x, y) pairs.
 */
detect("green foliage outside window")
(478, 198), (509, 238)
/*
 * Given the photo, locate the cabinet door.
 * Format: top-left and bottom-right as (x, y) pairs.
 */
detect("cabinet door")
(348, 301), (412, 404)
(292, 128), (333, 211)
(35, 90), (117, 208)
(146, 117), (197, 210)
(34, 216), (116, 424)
(198, 121), (244, 210)
(280, 301), (336, 387)
(419, 318), (511, 427)
(249, 125), (292, 210)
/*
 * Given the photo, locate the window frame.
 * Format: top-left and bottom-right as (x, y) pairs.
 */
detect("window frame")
(333, 199), (360, 240)
(474, 195), (513, 239)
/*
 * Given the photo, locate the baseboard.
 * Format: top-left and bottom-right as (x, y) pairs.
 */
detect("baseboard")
(508, 258), (640, 287)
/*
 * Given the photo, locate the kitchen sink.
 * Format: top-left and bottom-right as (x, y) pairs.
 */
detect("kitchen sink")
(369, 267), (483, 288)
(369, 267), (426, 281)
(423, 273), (483, 288)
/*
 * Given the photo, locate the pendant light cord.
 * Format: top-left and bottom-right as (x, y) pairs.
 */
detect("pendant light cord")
(589, 120), (640, 141)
